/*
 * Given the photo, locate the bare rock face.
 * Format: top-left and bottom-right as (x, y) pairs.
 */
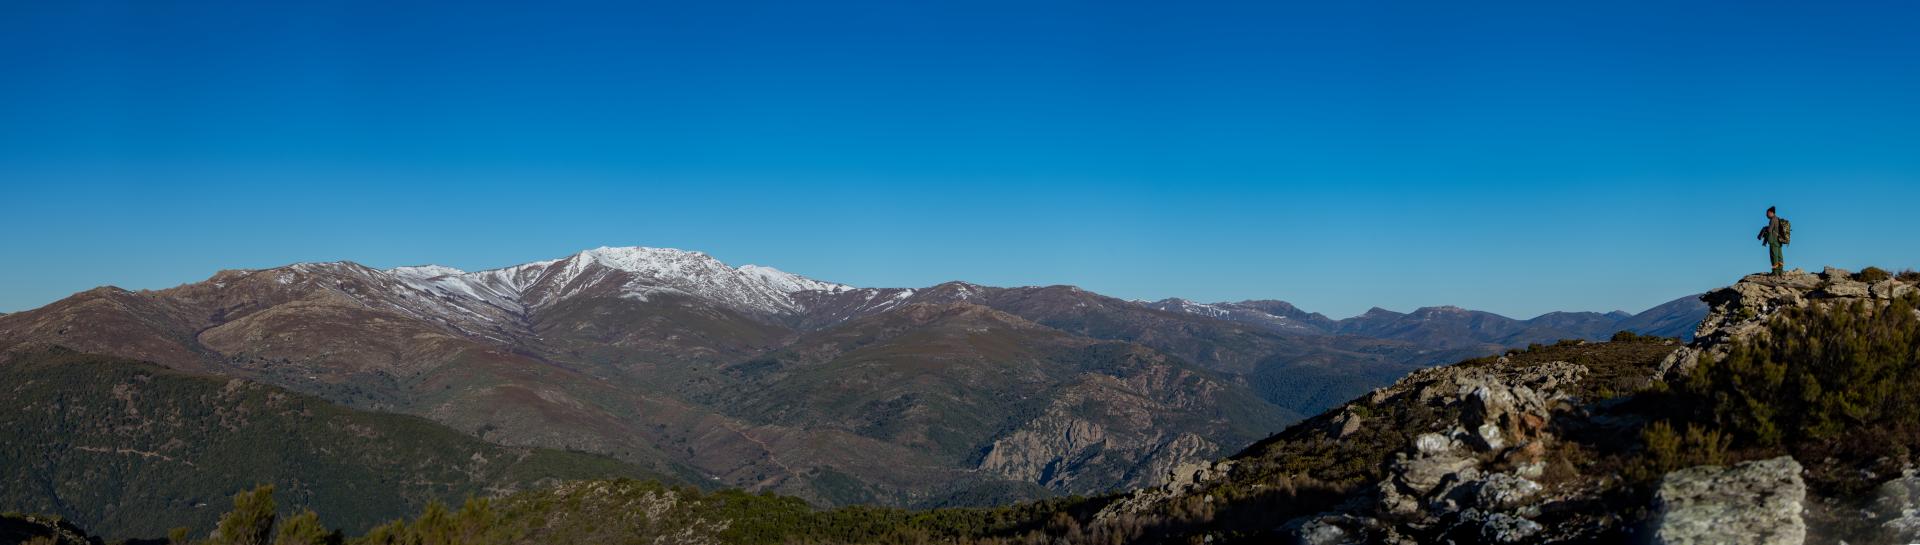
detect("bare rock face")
(976, 416), (1110, 484)
(1653, 456), (1806, 545)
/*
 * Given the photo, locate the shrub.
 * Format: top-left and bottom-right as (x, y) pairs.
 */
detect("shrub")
(1683, 294), (1920, 446)
(1857, 267), (1893, 283)
(1901, 269), (1920, 283)
(1611, 330), (1667, 343)
(212, 485), (277, 545)
(1631, 421), (1731, 480)
(272, 510), (336, 545)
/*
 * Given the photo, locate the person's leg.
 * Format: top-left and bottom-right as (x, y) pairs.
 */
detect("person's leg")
(1770, 243), (1784, 275)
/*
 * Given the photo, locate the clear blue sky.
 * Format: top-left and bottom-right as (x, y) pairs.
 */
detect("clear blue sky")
(3, 0), (1917, 318)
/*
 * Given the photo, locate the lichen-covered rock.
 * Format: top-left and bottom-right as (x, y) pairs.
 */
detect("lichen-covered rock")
(1088, 458), (1236, 523)
(1473, 472), (1542, 511)
(1652, 456), (1806, 545)
(1822, 278), (1870, 298)
(1292, 515), (1356, 545)
(1475, 511), (1542, 543)
(1872, 279), (1917, 299)
(1870, 470), (1920, 543)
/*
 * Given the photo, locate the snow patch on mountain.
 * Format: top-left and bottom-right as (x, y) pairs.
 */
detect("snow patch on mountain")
(276, 247), (860, 325)
(388, 265), (468, 280)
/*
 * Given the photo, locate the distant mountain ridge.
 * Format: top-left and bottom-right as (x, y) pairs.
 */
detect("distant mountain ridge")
(0, 245), (1706, 514)
(1146, 293), (1705, 347)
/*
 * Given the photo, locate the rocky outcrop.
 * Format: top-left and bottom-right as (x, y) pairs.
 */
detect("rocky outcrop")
(1081, 267), (1911, 544)
(976, 412), (1220, 493)
(1652, 456), (1806, 545)
(1658, 268), (1920, 379)
(1275, 359), (1582, 543)
(1089, 458), (1238, 524)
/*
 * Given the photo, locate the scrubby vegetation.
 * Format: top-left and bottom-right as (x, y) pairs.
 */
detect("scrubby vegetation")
(1676, 292), (1920, 493)
(0, 348), (660, 540)
(1856, 266), (1894, 283)
(140, 481), (1101, 545)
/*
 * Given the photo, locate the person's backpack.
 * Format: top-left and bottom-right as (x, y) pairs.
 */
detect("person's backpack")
(1778, 218), (1791, 245)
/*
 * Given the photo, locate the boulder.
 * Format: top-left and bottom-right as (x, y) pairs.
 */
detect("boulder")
(1332, 409), (1366, 439)
(1820, 279), (1870, 298)
(1476, 511), (1542, 543)
(1652, 456), (1805, 545)
(1292, 515), (1357, 545)
(1390, 450), (1479, 497)
(1871, 279), (1916, 300)
(1869, 470), (1920, 543)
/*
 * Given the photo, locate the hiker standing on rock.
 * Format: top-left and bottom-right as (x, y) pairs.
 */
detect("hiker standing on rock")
(1757, 206), (1790, 275)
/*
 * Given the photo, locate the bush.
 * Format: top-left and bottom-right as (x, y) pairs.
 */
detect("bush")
(1611, 330), (1667, 343)
(1631, 421), (1731, 480)
(1683, 294), (1920, 446)
(212, 485), (277, 545)
(1900, 269), (1920, 283)
(1857, 267), (1893, 283)
(272, 510), (336, 545)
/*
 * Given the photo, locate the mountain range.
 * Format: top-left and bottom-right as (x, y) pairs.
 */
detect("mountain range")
(14, 268), (1897, 545)
(0, 246), (1705, 518)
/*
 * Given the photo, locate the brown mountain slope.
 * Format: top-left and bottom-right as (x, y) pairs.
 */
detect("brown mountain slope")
(0, 253), (1319, 508)
(0, 346), (661, 540)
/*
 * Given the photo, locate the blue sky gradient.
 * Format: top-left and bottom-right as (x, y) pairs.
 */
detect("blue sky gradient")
(3, 0), (1917, 318)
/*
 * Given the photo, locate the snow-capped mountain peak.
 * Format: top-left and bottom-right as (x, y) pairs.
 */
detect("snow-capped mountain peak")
(249, 247), (861, 337)
(738, 264), (852, 295)
(388, 265), (468, 280)
(400, 247), (854, 318)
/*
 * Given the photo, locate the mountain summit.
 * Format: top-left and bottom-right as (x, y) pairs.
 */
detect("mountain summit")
(384, 246), (851, 318)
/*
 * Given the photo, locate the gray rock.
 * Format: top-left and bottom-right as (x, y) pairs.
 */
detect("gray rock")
(1377, 480), (1421, 516)
(1759, 269), (1821, 289)
(1822, 266), (1854, 280)
(1334, 409), (1366, 438)
(1652, 456), (1806, 545)
(1414, 431), (1464, 456)
(1293, 516), (1355, 545)
(1471, 422), (1506, 452)
(1425, 466), (1484, 512)
(1869, 470), (1920, 543)
(1391, 451), (1479, 496)
(1478, 512), (1542, 543)
(1474, 472), (1543, 510)
(1657, 347), (1701, 380)
(1821, 279), (1870, 298)
(1871, 279), (1916, 300)
(1512, 460), (1546, 480)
